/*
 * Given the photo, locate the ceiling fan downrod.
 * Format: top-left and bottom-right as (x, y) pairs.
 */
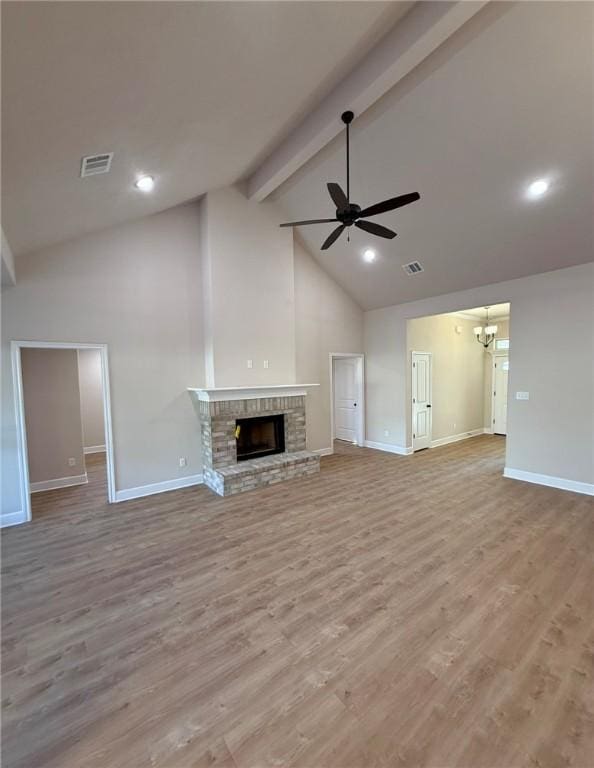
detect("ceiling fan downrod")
(342, 110), (354, 204)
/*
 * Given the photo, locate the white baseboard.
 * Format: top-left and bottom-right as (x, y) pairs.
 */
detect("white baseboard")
(313, 446), (334, 456)
(115, 474), (203, 503)
(504, 467), (594, 496)
(1, 510), (28, 528)
(364, 440), (413, 456)
(430, 428), (486, 449)
(30, 473), (88, 493)
(84, 445), (106, 454)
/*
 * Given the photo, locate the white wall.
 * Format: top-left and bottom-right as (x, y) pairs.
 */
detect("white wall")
(199, 188), (364, 449)
(407, 314), (485, 442)
(21, 348), (85, 483)
(294, 239), (364, 451)
(1, 203), (203, 520)
(201, 186), (296, 387)
(77, 348), (105, 449)
(1, 192), (367, 523)
(6, 182), (586, 523)
(1, 229), (16, 287)
(364, 263), (594, 485)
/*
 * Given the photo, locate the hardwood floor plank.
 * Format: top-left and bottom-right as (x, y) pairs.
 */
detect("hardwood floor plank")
(2, 437), (593, 767)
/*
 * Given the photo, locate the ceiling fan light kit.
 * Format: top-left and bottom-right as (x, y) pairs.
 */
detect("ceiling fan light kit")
(280, 110), (420, 250)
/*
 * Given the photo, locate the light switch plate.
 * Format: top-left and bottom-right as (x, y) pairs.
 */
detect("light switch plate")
(247, 359), (253, 369)
(516, 391), (530, 400)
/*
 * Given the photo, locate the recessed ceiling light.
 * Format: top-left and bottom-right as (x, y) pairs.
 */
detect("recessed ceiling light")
(135, 175), (155, 192)
(526, 178), (549, 198)
(363, 248), (376, 263)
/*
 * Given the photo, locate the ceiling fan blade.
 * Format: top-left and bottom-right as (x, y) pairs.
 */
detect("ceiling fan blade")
(327, 183), (348, 211)
(279, 218), (338, 227)
(355, 220), (397, 239)
(321, 224), (346, 250)
(359, 191), (420, 219)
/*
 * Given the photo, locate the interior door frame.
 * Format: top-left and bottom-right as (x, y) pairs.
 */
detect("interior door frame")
(491, 352), (509, 435)
(11, 340), (116, 523)
(411, 350), (433, 451)
(329, 353), (365, 448)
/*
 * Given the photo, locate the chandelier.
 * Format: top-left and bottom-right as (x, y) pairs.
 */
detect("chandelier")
(473, 307), (498, 348)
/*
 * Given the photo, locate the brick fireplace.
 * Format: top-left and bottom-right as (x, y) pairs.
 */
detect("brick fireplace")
(188, 385), (320, 496)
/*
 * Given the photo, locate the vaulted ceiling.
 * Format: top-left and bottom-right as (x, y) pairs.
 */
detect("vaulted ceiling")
(2, 1), (592, 311)
(1, 1), (409, 255)
(272, 1), (593, 309)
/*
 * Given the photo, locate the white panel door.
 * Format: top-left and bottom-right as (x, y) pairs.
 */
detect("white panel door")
(334, 358), (358, 443)
(493, 356), (509, 435)
(412, 352), (432, 451)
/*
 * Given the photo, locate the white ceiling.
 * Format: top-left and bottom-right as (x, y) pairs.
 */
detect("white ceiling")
(447, 303), (510, 322)
(2, 1), (592, 313)
(1, 1), (410, 255)
(273, 2), (594, 309)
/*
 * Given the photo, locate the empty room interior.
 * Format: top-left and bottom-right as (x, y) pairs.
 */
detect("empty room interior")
(18, 345), (110, 519)
(1, 2), (593, 767)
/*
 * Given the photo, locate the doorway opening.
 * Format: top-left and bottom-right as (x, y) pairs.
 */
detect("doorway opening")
(407, 303), (511, 453)
(11, 341), (115, 522)
(330, 353), (365, 448)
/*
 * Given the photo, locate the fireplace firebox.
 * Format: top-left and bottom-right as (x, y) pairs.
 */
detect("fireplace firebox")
(235, 414), (285, 461)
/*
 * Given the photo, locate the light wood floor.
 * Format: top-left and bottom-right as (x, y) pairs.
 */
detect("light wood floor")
(2, 438), (593, 768)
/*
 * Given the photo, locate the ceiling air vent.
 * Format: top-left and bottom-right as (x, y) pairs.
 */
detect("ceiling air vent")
(402, 261), (424, 275)
(80, 152), (113, 178)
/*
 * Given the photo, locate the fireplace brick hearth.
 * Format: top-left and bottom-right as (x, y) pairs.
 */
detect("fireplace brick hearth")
(188, 387), (320, 496)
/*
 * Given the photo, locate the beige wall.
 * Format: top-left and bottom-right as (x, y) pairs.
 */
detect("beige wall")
(364, 263), (594, 484)
(2, 202), (203, 518)
(407, 314), (485, 441)
(201, 186), (296, 387)
(77, 349), (104, 449)
(21, 348), (85, 483)
(294, 240), (364, 451)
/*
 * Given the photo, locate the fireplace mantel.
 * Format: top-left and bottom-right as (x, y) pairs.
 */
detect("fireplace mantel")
(187, 383), (319, 403)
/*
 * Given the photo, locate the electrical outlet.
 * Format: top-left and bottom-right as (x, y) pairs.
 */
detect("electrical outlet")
(263, 360), (269, 369)
(384, 430), (389, 437)
(453, 422), (456, 431)
(179, 457), (187, 468)
(68, 457), (76, 467)
(516, 391), (530, 400)
(247, 359), (253, 369)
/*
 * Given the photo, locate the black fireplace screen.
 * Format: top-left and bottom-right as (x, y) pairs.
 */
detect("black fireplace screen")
(235, 414), (285, 461)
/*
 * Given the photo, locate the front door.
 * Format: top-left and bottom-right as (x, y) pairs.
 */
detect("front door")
(412, 351), (432, 451)
(493, 355), (509, 435)
(334, 358), (358, 443)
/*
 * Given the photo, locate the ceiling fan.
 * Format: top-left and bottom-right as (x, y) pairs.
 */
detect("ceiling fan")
(280, 110), (420, 250)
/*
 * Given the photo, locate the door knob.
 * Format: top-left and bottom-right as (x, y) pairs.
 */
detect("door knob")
(354, 402), (357, 407)
(426, 404), (431, 408)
